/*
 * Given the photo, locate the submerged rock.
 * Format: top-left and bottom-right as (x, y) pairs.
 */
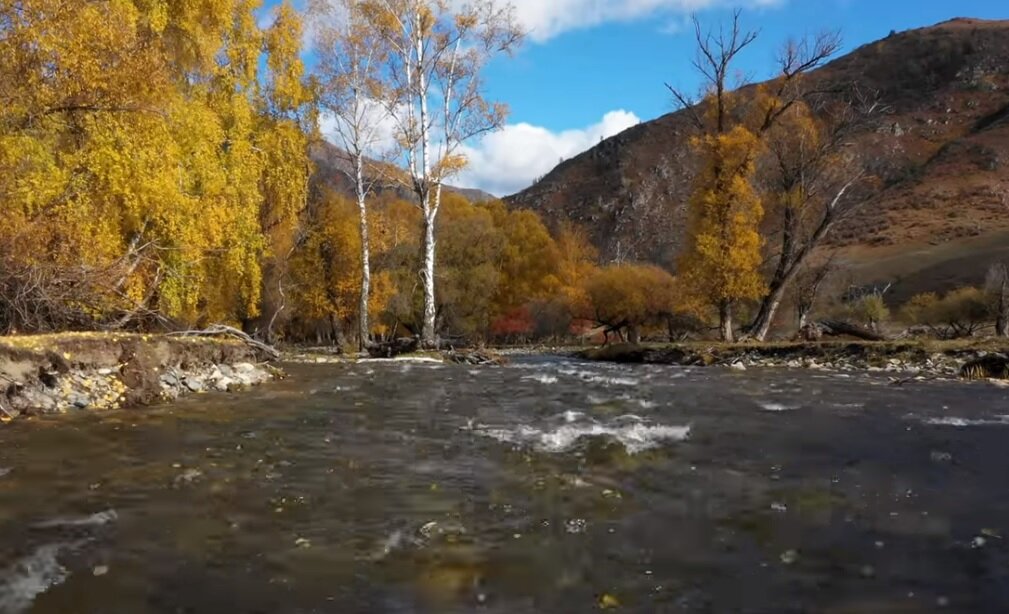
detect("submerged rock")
(173, 469), (204, 488)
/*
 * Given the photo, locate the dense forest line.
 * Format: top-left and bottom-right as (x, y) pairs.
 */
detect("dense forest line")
(0, 1), (678, 348)
(3, 2), (1008, 349)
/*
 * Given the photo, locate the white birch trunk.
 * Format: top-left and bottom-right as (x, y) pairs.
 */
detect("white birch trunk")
(355, 152), (371, 351)
(420, 210), (437, 345)
(415, 11), (438, 347)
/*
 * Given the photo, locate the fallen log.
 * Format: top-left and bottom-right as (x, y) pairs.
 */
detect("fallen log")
(442, 350), (507, 366)
(366, 337), (419, 358)
(815, 319), (889, 342)
(167, 324), (281, 361)
(960, 355), (1009, 380)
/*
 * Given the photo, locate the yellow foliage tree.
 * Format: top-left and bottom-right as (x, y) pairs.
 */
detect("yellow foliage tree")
(485, 201), (562, 314)
(0, 0), (315, 333)
(678, 124), (765, 340)
(669, 13), (839, 341)
(256, 1), (316, 340)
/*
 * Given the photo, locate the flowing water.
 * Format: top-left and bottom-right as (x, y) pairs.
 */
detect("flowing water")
(1, 356), (1008, 613)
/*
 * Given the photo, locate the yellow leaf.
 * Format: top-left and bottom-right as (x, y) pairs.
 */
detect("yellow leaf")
(599, 593), (621, 609)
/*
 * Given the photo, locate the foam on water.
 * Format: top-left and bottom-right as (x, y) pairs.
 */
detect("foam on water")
(0, 541), (88, 613)
(757, 402), (801, 412)
(557, 368), (639, 387)
(471, 418), (690, 454)
(560, 410), (584, 423)
(31, 509), (118, 529)
(364, 357), (444, 365)
(523, 374), (559, 385)
(919, 415), (1009, 427)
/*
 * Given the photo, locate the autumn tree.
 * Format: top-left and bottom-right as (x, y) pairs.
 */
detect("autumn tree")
(668, 12), (840, 341)
(486, 201), (561, 314)
(257, 2), (317, 341)
(746, 91), (878, 341)
(0, 0), (316, 332)
(901, 288), (991, 339)
(435, 194), (504, 338)
(290, 190), (412, 344)
(360, 0), (522, 346)
(583, 264), (679, 344)
(312, 0), (396, 350)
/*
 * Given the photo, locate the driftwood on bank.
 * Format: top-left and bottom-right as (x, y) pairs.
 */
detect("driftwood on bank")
(442, 350), (507, 366)
(366, 337), (420, 358)
(815, 319), (889, 342)
(960, 354), (1009, 380)
(167, 324), (281, 361)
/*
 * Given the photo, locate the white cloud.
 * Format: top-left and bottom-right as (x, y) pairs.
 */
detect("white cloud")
(456, 110), (641, 197)
(307, 0), (786, 47)
(506, 0), (785, 42)
(318, 102), (402, 160)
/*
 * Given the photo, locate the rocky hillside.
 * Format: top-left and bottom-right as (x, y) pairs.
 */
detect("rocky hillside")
(310, 141), (495, 204)
(505, 18), (1009, 294)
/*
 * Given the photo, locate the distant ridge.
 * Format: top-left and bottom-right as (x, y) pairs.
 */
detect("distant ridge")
(504, 18), (1009, 295)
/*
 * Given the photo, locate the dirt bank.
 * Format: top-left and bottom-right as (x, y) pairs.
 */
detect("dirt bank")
(0, 333), (280, 422)
(580, 340), (1009, 380)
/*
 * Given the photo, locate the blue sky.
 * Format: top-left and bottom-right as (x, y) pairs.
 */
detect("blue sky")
(268, 0), (1008, 195)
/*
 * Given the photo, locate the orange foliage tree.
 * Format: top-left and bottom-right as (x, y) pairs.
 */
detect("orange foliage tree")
(583, 264), (679, 344)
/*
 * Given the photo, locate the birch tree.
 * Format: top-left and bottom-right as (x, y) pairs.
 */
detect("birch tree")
(362, 0), (522, 346)
(313, 0), (397, 350)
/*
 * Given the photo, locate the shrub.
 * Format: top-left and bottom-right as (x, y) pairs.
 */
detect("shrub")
(901, 287), (991, 338)
(851, 294), (890, 332)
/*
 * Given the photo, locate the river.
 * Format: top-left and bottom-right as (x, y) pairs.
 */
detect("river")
(0, 356), (1007, 613)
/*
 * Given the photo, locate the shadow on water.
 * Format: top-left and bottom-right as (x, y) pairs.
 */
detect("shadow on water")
(1, 355), (1008, 612)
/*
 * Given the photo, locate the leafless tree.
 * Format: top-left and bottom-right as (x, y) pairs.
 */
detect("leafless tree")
(794, 258), (834, 331)
(667, 13), (841, 136)
(747, 89), (883, 341)
(986, 262), (1009, 337)
(665, 11), (841, 341)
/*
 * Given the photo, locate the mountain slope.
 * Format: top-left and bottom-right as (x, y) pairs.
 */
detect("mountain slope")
(505, 18), (1009, 293)
(309, 140), (496, 204)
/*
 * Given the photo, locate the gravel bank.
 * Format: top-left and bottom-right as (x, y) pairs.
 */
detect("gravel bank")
(0, 333), (279, 422)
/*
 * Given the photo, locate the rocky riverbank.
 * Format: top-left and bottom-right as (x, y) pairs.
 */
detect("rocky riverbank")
(285, 347), (507, 366)
(580, 341), (1009, 380)
(0, 333), (280, 422)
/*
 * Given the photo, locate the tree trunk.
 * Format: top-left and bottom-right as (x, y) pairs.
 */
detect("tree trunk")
(329, 313), (344, 347)
(997, 278), (1009, 337)
(797, 309), (810, 331)
(420, 211), (437, 347)
(818, 319), (888, 341)
(356, 156), (371, 353)
(749, 276), (791, 342)
(720, 301), (734, 342)
(627, 324), (640, 344)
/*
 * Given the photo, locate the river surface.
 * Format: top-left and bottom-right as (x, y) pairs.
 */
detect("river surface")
(1, 356), (1008, 613)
